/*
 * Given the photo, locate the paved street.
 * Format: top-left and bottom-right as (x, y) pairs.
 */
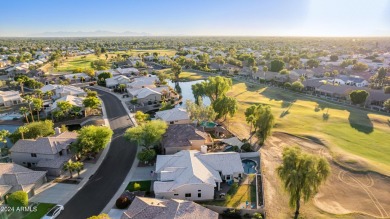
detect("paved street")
(58, 88), (137, 219)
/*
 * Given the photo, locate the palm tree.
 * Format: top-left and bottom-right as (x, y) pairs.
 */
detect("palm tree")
(17, 77), (26, 95)
(63, 161), (75, 178)
(34, 89), (43, 98)
(277, 147), (330, 219)
(118, 84), (126, 93)
(17, 126), (29, 140)
(44, 91), (54, 100)
(0, 130), (10, 148)
(24, 95), (35, 122)
(73, 161), (84, 178)
(80, 77), (85, 83)
(32, 98), (43, 121)
(19, 107), (29, 123)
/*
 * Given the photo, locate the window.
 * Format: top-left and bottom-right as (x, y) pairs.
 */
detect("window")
(174, 194), (178, 196)
(185, 193), (191, 197)
(59, 151), (63, 156)
(198, 193), (201, 198)
(170, 121), (174, 124)
(31, 153), (37, 157)
(226, 175), (231, 180)
(198, 190), (201, 192)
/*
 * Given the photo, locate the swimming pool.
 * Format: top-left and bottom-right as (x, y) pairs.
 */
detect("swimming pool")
(0, 113), (22, 121)
(242, 159), (258, 174)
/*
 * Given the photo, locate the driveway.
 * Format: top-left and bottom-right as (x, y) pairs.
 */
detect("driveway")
(58, 88), (137, 219)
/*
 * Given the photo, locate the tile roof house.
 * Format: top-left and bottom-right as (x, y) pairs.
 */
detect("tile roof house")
(10, 130), (78, 176)
(127, 76), (158, 89)
(0, 163), (46, 198)
(121, 196), (219, 219)
(105, 75), (132, 88)
(0, 90), (22, 107)
(61, 73), (91, 82)
(330, 75), (369, 87)
(155, 108), (191, 125)
(50, 95), (85, 112)
(127, 87), (162, 104)
(40, 85), (86, 99)
(154, 150), (244, 201)
(161, 124), (213, 154)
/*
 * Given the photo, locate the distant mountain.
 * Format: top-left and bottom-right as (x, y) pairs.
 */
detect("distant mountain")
(28, 30), (152, 37)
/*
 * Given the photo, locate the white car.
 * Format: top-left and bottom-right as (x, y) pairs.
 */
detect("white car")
(41, 205), (64, 219)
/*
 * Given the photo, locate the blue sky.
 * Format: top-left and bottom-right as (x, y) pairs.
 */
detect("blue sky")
(1, 0), (389, 37)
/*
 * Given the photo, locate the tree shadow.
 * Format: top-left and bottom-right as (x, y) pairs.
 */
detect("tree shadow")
(348, 111), (374, 134)
(314, 103), (327, 112)
(322, 109), (330, 121)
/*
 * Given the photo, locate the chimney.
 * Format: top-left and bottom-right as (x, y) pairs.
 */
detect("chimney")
(54, 127), (61, 135)
(200, 145), (208, 154)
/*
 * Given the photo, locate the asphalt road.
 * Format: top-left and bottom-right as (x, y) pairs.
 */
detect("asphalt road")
(58, 88), (137, 219)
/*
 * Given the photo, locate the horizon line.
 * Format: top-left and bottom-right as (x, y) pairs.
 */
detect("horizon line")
(1, 35), (390, 38)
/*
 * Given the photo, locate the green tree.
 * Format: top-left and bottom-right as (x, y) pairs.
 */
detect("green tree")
(137, 149), (156, 163)
(277, 146), (330, 219)
(352, 62), (369, 72)
(385, 86), (390, 94)
(17, 126), (29, 140)
(263, 66), (268, 72)
(124, 120), (168, 148)
(171, 62), (182, 81)
(191, 76), (232, 102)
(134, 111), (150, 124)
(16, 77), (27, 95)
(97, 72), (112, 85)
(186, 98), (217, 123)
(291, 81), (304, 91)
(289, 59), (300, 70)
(270, 59), (285, 72)
(306, 59), (320, 68)
(212, 95), (238, 121)
(32, 98), (43, 121)
(19, 106), (29, 123)
(384, 99), (390, 111)
(245, 104), (275, 144)
(9, 121), (55, 143)
(247, 57), (256, 67)
(87, 213), (111, 219)
(24, 95), (35, 122)
(349, 90), (369, 105)
(0, 130), (10, 148)
(83, 96), (101, 109)
(56, 100), (73, 116)
(7, 191), (28, 207)
(73, 126), (113, 157)
(279, 69), (290, 75)
(63, 161), (76, 178)
(118, 84), (126, 92)
(73, 161), (84, 178)
(330, 55), (338, 62)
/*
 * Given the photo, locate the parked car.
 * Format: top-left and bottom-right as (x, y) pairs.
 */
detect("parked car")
(41, 205), (64, 219)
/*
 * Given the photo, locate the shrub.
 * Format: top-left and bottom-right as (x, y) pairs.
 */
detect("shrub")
(252, 212), (263, 219)
(133, 183), (141, 191)
(137, 149), (156, 163)
(115, 196), (131, 209)
(291, 81), (304, 91)
(8, 191), (28, 207)
(222, 209), (242, 218)
(241, 143), (253, 152)
(10, 120), (55, 143)
(384, 86), (390, 94)
(284, 82), (291, 88)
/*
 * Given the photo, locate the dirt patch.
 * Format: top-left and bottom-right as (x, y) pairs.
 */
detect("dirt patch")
(261, 132), (390, 219)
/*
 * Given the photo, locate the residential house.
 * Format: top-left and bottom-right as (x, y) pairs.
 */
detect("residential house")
(95, 69), (120, 78)
(155, 108), (191, 125)
(161, 124), (213, 154)
(121, 196), (218, 219)
(0, 163), (46, 198)
(40, 85), (86, 99)
(105, 75), (132, 88)
(10, 130), (78, 176)
(116, 67), (140, 76)
(61, 73), (91, 83)
(0, 91), (22, 107)
(154, 150), (244, 201)
(127, 76), (158, 89)
(50, 95), (85, 112)
(127, 87), (162, 104)
(330, 75), (369, 87)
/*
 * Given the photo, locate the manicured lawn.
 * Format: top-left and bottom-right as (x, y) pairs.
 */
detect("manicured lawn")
(55, 54), (109, 72)
(125, 180), (152, 192)
(114, 49), (177, 57)
(225, 79), (390, 175)
(156, 69), (211, 81)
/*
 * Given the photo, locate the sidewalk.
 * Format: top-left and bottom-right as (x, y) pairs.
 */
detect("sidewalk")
(31, 95), (112, 205)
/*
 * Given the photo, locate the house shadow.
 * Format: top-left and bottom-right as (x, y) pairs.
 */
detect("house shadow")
(348, 110), (373, 134)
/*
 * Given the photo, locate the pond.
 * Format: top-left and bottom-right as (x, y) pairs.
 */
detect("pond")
(168, 80), (211, 108)
(0, 125), (20, 148)
(242, 159), (258, 174)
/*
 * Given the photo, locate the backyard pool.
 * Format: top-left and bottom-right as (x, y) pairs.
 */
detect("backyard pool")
(0, 113), (22, 121)
(242, 159), (258, 174)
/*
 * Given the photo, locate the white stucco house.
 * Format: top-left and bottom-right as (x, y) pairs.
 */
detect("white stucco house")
(155, 108), (191, 125)
(127, 75), (158, 89)
(10, 130), (78, 176)
(154, 150), (244, 201)
(105, 75), (132, 88)
(50, 95), (85, 112)
(0, 90), (22, 107)
(330, 75), (369, 87)
(40, 84), (86, 99)
(127, 87), (162, 104)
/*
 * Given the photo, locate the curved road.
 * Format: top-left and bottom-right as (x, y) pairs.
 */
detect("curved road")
(58, 88), (137, 219)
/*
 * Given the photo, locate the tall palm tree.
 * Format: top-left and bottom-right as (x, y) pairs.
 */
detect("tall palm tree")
(24, 95), (35, 122)
(32, 98), (43, 121)
(34, 89), (43, 98)
(44, 91), (54, 100)
(73, 161), (84, 178)
(19, 107), (29, 123)
(17, 77), (26, 95)
(277, 147), (330, 219)
(63, 161), (75, 178)
(17, 126), (29, 140)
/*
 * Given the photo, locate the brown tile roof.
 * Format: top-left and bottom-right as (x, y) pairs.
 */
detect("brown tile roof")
(162, 124), (210, 148)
